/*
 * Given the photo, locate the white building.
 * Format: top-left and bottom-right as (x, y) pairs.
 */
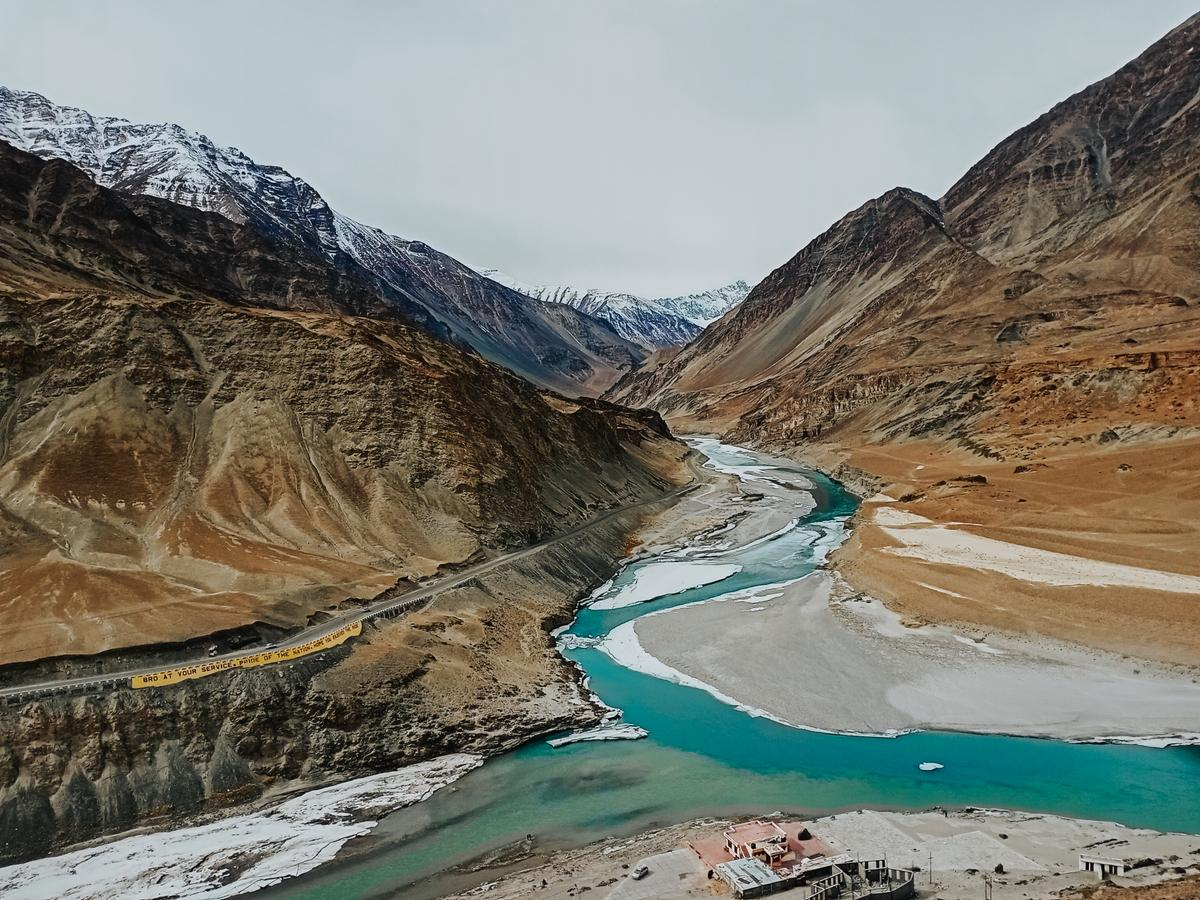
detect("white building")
(1079, 853), (1126, 878)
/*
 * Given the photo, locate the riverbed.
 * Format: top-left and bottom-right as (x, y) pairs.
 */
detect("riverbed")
(268, 440), (1200, 899)
(7, 441), (1195, 899)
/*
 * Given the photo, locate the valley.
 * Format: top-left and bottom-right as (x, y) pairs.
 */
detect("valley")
(610, 14), (1200, 671)
(8, 439), (1196, 899)
(0, 9), (1198, 900)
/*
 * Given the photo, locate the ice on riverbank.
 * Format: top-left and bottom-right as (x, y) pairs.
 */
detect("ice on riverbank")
(1071, 733), (1200, 748)
(0, 754), (483, 900)
(547, 723), (648, 748)
(557, 633), (602, 651)
(808, 518), (849, 564)
(630, 571), (1200, 743)
(588, 562), (741, 610)
(689, 438), (775, 481)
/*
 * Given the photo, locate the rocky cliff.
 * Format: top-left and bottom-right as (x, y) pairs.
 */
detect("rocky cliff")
(0, 503), (662, 861)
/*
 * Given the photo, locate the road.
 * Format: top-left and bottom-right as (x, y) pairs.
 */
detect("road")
(0, 478), (700, 703)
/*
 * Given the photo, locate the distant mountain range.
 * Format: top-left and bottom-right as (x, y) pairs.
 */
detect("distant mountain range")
(484, 271), (750, 351)
(0, 86), (645, 395)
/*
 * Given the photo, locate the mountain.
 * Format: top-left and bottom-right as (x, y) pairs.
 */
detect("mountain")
(485, 271), (750, 351)
(0, 86), (643, 395)
(611, 16), (1200, 665)
(0, 137), (687, 665)
(657, 280), (752, 326)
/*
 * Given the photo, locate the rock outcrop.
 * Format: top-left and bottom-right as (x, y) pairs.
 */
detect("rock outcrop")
(0, 504), (657, 861)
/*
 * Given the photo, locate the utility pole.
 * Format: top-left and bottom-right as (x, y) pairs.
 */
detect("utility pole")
(928, 849), (933, 886)
(983, 872), (993, 899)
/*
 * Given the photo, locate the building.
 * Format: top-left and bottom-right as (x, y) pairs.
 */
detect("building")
(714, 857), (787, 898)
(1079, 853), (1127, 878)
(688, 820), (915, 899)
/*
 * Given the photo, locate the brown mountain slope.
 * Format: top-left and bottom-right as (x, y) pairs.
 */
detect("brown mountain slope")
(0, 140), (687, 665)
(610, 17), (1200, 664)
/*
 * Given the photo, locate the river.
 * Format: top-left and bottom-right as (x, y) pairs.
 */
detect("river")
(273, 441), (1200, 899)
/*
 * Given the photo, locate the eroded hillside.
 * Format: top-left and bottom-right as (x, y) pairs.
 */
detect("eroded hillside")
(0, 140), (688, 664)
(611, 16), (1200, 663)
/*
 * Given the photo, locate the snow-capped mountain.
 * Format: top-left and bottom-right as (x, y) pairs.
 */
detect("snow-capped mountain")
(483, 271), (750, 351)
(657, 280), (751, 326)
(483, 272), (698, 351)
(0, 86), (641, 395)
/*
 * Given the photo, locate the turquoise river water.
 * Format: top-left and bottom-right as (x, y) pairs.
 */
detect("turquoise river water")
(274, 443), (1200, 899)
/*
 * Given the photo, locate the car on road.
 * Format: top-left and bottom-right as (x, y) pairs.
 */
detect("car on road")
(631, 865), (649, 881)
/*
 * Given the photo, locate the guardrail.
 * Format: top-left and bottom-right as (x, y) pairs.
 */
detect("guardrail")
(130, 622), (363, 688)
(0, 569), (470, 702)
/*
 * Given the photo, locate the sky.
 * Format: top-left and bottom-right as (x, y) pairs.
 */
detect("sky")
(2, 1), (1196, 297)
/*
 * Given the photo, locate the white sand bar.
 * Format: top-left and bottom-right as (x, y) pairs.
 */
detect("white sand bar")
(875, 507), (1200, 593)
(627, 573), (1200, 740)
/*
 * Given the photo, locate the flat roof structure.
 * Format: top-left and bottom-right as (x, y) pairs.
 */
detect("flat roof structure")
(715, 857), (782, 894)
(725, 821), (787, 846)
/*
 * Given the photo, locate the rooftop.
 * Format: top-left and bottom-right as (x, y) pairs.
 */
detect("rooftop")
(724, 821), (787, 846)
(716, 857), (782, 890)
(691, 820), (841, 872)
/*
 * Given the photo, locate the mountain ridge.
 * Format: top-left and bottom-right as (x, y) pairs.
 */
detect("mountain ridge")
(609, 15), (1200, 665)
(0, 136), (688, 664)
(485, 269), (749, 351)
(0, 86), (643, 395)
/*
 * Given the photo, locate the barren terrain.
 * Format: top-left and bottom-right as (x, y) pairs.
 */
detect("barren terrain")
(611, 19), (1200, 665)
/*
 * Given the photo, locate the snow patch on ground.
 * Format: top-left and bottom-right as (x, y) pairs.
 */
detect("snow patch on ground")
(0, 754), (482, 900)
(876, 509), (1200, 593)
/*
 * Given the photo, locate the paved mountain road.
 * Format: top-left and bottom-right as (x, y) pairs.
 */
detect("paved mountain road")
(0, 478), (700, 702)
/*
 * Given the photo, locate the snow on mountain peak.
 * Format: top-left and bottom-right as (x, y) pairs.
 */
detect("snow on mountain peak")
(0, 85), (344, 258)
(483, 270), (750, 350)
(0, 84), (739, 385)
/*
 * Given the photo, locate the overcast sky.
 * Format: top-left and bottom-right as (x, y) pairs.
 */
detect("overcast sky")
(2, 2), (1195, 296)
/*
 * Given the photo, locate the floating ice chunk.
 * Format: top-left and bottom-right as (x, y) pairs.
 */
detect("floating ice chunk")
(918, 762), (945, 772)
(547, 724), (648, 748)
(557, 633), (602, 651)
